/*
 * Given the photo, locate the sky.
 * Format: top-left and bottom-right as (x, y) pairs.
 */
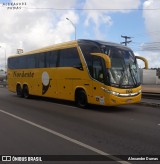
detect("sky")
(0, 0), (160, 70)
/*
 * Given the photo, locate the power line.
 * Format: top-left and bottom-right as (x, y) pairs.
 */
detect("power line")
(130, 41), (160, 52)
(26, 8), (160, 11)
(131, 31), (160, 39)
(142, 41), (160, 44)
(1, 6), (159, 11)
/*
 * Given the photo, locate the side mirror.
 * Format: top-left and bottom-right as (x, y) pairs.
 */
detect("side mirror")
(136, 56), (148, 69)
(91, 53), (111, 69)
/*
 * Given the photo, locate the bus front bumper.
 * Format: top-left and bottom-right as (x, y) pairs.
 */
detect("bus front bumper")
(105, 92), (141, 106)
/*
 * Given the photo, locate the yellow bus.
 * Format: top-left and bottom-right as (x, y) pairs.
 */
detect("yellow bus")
(7, 40), (148, 107)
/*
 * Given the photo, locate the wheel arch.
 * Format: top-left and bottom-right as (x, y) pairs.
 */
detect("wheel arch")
(74, 87), (88, 100)
(16, 82), (22, 89)
(74, 87), (89, 108)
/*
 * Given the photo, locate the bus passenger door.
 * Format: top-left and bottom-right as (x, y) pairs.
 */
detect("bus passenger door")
(91, 56), (105, 105)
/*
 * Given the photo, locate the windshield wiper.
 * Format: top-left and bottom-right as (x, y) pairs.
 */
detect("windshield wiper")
(119, 68), (126, 87)
(129, 64), (138, 87)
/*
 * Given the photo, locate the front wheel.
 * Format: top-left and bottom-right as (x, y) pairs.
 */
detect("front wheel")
(75, 90), (88, 108)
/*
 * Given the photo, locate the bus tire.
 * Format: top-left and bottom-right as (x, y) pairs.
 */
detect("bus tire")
(23, 85), (30, 99)
(16, 84), (23, 97)
(75, 89), (88, 108)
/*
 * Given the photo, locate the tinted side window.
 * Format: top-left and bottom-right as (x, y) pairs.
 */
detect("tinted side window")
(28, 55), (36, 68)
(46, 50), (58, 67)
(19, 56), (27, 69)
(38, 53), (45, 68)
(8, 57), (25, 69)
(92, 56), (105, 83)
(8, 58), (16, 69)
(8, 55), (36, 69)
(79, 44), (100, 74)
(59, 48), (81, 67)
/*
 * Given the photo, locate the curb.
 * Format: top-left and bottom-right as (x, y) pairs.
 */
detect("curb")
(139, 102), (160, 108)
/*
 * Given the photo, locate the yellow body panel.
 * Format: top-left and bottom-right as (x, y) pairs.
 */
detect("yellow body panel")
(104, 86), (141, 106)
(7, 66), (142, 106)
(7, 40), (142, 107)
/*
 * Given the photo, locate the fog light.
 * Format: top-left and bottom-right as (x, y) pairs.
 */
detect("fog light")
(111, 99), (116, 103)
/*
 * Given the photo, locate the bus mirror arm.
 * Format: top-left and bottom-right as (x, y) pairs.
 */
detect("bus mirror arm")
(73, 63), (83, 70)
(91, 53), (111, 69)
(135, 56), (148, 69)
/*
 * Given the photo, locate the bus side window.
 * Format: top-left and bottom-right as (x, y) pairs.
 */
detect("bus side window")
(28, 55), (36, 68)
(46, 50), (58, 68)
(59, 48), (82, 68)
(18, 56), (27, 69)
(38, 53), (45, 68)
(92, 56), (104, 83)
(79, 44), (100, 75)
(8, 58), (17, 69)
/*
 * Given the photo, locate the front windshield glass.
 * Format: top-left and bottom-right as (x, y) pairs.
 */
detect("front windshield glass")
(79, 42), (140, 88)
(107, 47), (140, 88)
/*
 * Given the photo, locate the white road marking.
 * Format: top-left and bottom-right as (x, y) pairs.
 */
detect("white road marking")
(55, 103), (78, 109)
(0, 109), (130, 164)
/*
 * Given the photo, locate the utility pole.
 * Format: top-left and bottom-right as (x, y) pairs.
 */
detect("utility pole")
(121, 35), (132, 46)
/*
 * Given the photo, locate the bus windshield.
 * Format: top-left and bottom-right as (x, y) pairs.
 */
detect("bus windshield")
(79, 42), (141, 89)
(107, 48), (140, 88)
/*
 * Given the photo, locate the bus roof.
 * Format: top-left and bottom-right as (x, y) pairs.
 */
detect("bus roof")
(27, 40), (78, 54)
(9, 40), (78, 58)
(9, 39), (132, 58)
(78, 39), (132, 51)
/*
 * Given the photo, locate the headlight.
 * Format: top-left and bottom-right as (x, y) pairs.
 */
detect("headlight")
(101, 87), (141, 97)
(101, 87), (120, 96)
(138, 90), (142, 93)
(111, 91), (120, 96)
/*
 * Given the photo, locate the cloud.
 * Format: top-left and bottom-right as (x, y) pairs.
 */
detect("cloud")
(0, 0), (159, 70)
(143, 0), (160, 41)
(83, 0), (140, 39)
(0, 0), (78, 69)
(135, 51), (159, 68)
(137, 0), (160, 68)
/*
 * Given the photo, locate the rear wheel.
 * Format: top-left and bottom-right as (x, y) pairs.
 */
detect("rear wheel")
(75, 90), (88, 108)
(16, 84), (23, 97)
(23, 85), (30, 99)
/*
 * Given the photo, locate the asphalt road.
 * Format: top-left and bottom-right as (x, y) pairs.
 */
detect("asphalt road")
(0, 88), (160, 163)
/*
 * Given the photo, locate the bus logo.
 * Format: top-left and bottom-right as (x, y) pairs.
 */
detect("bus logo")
(126, 89), (133, 94)
(42, 71), (51, 95)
